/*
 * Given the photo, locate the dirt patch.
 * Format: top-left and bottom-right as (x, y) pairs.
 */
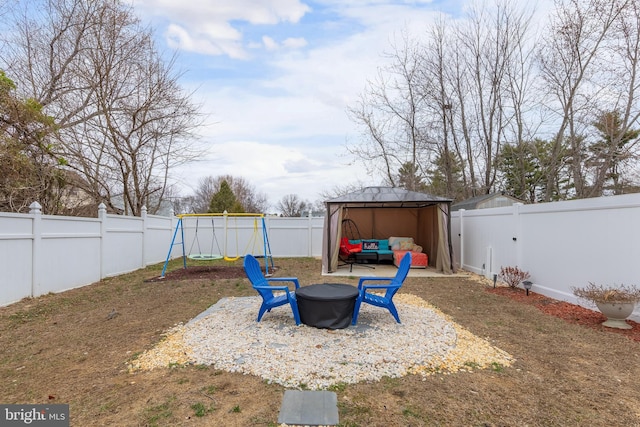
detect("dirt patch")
(2, 259), (640, 426)
(145, 265), (249, 282)
(144, 264), (282, 282)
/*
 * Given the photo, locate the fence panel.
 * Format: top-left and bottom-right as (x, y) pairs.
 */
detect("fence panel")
(37, 214), (101, 296)
(310, 218), (325, 257)
(452, 193), (640, 320)
(517, 197), (640, 301)
(145, 214), (179, 265)
(103, 214), (144, 277)
(0, 213), (34, 304)
(266, 217), (324, 257)
(457, 207), (519, 277)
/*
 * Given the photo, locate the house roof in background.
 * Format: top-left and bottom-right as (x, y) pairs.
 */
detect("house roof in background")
(451, 192), (522, 211)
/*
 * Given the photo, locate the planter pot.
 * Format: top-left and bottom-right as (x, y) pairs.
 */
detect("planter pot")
(595, 302), (636, 329)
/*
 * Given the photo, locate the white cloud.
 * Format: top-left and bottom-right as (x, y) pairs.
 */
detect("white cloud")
(284, 158), (319, 173)
(261, 36), (309, 51)
(261, 5), (443, 110)
(262, 36), (279, 51)
(136, 0), (310, 24)
(165, 24), (247, 58)
(282, 37), (308, 49)
(133, 0), (311, 57)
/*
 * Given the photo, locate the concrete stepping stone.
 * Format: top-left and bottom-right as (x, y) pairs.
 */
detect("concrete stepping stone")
(278, 390), (338, 426)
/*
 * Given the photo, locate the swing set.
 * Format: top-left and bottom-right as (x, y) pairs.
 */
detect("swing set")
(160, 212), (274, 278)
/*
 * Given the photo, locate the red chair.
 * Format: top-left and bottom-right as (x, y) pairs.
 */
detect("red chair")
(339, 237), (362, 272)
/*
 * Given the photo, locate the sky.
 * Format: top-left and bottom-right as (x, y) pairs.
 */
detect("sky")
(129, 0), (469, 209)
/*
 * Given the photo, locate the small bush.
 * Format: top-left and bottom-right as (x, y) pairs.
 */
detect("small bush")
(499, 266), (530, 288)
(572, 282), (640, 304)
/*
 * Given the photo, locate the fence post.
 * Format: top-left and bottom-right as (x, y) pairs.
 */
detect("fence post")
(98, 203), (107, 279)
(485, 246), (493, 279)
(458, 209), (465, 270)
(141, 205), (147, 268)
(308, 211), (313, 256)
(513, 203), (523, 269)
(223, 210), (228, 255)
(29, 201), (42, 298)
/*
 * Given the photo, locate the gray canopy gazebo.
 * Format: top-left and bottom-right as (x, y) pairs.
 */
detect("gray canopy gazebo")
(322, 186), (455, 274)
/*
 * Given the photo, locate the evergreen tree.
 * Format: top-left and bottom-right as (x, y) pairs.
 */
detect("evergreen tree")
(0, 70), (61, 213)
(499, 140), (541, 203)
(497, 139), (568, 203)
(208, 180), (244, 213)
(589, 111), (640, 195)
(398, 162), (428, 192)
(426, 152), (465, 201)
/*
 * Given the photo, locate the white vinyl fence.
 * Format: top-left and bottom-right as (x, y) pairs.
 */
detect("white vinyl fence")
(0, 203), (324, 306)
(451, 193), (640, 320)
(4, 194), (639, 318)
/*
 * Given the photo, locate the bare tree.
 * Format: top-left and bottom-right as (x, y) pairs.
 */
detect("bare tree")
(1, 0), (201, 215)
(537, 0), (626, 200)
(347, 30), (433, 189)
(453, 1), (536, 195)
(347, 2), (536, 200)
(276, 194), (309, 217)
(190, 176), (218, 213)
(345, 0), (640, 203)
(419, 16), (468, 199)
(586, 0), (640, 195)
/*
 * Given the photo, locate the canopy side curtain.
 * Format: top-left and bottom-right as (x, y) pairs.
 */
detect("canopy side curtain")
(322, 203), (343, 273)
(436, 204), (455, 274)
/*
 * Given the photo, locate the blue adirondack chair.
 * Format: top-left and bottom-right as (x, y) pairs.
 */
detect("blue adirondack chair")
(243, 254), (301, 325)
(351, 251), (412, 325)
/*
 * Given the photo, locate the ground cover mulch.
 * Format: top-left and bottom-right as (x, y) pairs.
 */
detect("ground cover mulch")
(487, 286), (640, 342)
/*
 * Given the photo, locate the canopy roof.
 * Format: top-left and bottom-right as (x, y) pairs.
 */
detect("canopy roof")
(326, 186), (452, 207)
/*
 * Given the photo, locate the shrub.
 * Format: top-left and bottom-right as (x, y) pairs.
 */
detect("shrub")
(572, 282), (640, 304)
(499, 266), (530, 288)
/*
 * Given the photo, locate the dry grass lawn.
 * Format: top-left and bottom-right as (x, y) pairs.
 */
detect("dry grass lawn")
(1, 257), (640, 426)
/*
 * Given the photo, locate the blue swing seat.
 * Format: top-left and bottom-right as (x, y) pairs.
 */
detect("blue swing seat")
(243, 254), (301, 325)
(352, 251), (411, 325)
